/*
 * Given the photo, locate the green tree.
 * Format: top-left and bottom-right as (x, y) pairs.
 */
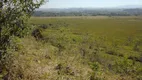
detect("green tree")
(0, 0), (46, 57)
(0, 0), (46, 79)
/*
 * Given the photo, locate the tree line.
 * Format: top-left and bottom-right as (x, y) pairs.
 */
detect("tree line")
(33, 8), (142, 17)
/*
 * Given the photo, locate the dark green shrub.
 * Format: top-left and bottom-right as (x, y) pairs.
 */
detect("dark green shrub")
(32, 28), (43, 40)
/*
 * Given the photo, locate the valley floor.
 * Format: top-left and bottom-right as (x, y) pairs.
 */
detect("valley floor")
(1, 16), (142, 80)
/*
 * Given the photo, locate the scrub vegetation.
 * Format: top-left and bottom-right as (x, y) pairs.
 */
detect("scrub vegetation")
(3, 16), (140, 80)
(0, 0), (142, 80)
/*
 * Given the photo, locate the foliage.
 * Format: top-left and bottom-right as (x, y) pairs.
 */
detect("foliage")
(1, 16), (142, 79)
(0, 0), (46, 79)
(28, 17), (142, 80)
(113, 58), (134, 74)
(0, 0), (46, 53)
(89, 62), (105, 80)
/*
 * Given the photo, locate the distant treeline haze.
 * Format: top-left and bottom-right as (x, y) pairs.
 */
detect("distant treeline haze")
(33, 8), (142, 16)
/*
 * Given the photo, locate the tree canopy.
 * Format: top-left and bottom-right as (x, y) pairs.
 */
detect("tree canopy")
(0, 0), (46, 57)
(0, 0), (46, 35)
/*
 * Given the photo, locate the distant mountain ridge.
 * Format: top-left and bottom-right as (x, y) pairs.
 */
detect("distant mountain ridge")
(34, 5), (142, 17)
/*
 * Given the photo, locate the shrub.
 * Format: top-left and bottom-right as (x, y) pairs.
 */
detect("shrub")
(89, 62), (104, 80)
(113, 58), (134, 74)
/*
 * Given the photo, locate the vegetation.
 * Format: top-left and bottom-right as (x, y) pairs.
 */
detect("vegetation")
(33, 8), (142, 17)
(0, 0), (46, 79)
(0, 1), (142, 79)
(7, 16), (140, 80)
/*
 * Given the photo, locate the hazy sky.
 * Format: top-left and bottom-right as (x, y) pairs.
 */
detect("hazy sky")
(40, 0), (141, 8)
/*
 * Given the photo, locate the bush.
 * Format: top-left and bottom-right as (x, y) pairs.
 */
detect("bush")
(89, 62), (105, 80)
(113, 58), (134, 74)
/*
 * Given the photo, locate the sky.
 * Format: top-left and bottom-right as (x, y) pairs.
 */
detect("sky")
(40, 0), (142, 8)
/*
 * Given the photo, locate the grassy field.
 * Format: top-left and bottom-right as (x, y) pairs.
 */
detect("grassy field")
(28, 16), (142, 80)
(3, 16), (141, 80)
(30, 16), (142, 43)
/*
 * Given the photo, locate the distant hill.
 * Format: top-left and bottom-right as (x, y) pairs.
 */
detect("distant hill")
(34, 7), (142, 17)
(117, 5), (142, 9)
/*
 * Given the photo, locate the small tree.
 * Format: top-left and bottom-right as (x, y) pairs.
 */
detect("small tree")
(0, 0), (46, 56)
